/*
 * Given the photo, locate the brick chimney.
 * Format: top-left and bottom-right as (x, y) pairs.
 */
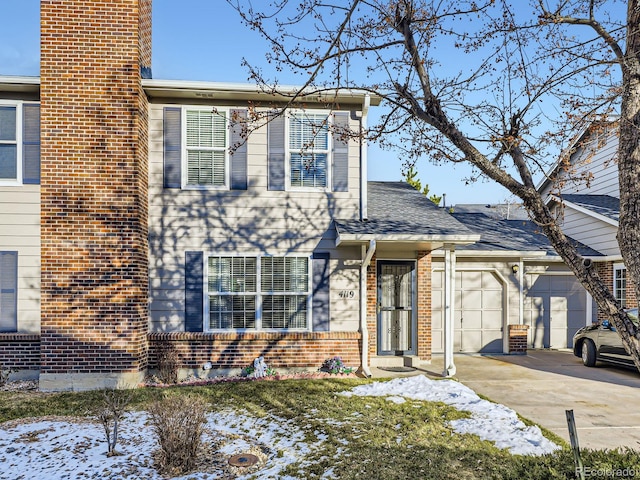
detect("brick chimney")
(39, 0), (151, 390)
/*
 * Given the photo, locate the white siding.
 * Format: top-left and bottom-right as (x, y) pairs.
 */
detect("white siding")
(541, 129), (619, 198)
(148, 102), (363, 332)
(559, 206), (618, 256)
(0, 185), (40, 332)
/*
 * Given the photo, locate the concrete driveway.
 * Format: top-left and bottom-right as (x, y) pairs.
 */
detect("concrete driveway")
(372, 350), (640, 451)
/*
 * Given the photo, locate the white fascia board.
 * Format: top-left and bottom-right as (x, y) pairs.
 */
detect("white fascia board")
(335, 233), (480, 247)
(431, 249), (551, 258)
(0, 75), (40, 93)
(142, 79), (381, 106)
(535, 122), (603, 193)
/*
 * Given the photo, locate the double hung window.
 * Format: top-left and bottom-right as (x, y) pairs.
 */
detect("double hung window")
(0, 104), (19, 183)
(614, 263), (627, 308)
(288, 113), (329, 189)
(185, 108), (227, 187)
(207, 255), (310, 330)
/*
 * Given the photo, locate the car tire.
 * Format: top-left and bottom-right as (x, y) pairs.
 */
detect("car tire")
(581, 339), (597, 367)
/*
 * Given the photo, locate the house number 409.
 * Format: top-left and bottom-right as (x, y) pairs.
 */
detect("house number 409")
(339, 290), (355, 299)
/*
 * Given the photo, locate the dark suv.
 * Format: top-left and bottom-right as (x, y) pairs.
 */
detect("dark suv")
(572, 308), (637, 368)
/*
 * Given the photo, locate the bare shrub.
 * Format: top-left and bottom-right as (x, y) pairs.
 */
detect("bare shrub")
(156, 342), (180, 384)
(148, 395), (208, 475)
(0, 367), (12, 387)
(95, 389), (132, 456)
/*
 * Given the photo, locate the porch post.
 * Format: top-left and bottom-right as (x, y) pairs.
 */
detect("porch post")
(443, 245), (457, 377)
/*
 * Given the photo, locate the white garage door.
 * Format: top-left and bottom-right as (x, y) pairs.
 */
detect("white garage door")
(524, 274), (587, 349)
(432, 270), (504, 353)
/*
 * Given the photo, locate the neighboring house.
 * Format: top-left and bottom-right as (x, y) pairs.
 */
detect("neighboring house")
(538, 122), (637, 313)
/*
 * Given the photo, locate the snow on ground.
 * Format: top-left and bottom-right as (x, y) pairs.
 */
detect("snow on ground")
(0, 410), (318, 480)
(340, 375), (560, 456)
(0, 375), (560, 479)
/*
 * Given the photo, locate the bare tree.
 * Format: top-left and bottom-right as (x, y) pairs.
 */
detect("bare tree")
(227, 0), (640, 370)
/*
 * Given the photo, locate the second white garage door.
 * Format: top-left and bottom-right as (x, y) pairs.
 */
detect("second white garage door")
(524, 273), (588, 349)
(432, 270), (504, 354)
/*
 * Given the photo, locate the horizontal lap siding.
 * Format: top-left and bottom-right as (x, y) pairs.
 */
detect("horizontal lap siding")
(148, 103), (362, 333)
(541, 130), (619, 198)
(561, 209), (619, 256)
(0, 185), (41, 333)
(148, 331), (361, 369)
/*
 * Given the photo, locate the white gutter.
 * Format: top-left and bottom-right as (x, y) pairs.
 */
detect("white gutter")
(360, 94), (371, 220)
(359, 239), (376, 377)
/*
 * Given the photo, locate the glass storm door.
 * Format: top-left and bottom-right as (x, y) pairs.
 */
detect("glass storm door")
(377, 261), (416, 355)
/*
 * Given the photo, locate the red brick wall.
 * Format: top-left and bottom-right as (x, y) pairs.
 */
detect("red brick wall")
(416, 251), (432, 360)
(148, 332), (361, 370)
(39, 0), (150, 375)
(0, 334), (41, 371)
(366, 255), (377, 357)
(595, 261), (638, 320)
(508, 325), (528, 354)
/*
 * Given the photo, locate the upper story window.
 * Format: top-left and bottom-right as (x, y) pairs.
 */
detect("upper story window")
(185, 108), (228, 188)
(163, 106), (350, 193)
(614, 263), (627, 308)
(0, 104), (19, 183)
(0, 101), (40, 186)
(163, 106), (247, 191)
(288, 113), (329, 189)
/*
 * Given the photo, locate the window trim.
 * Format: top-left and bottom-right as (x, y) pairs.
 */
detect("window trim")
(181, 105), (230, 190)
(614, 263), (627, 308)
(0, 100), (23, 186)
(285, 110), (332, 192)
(203, 253), (312, 332)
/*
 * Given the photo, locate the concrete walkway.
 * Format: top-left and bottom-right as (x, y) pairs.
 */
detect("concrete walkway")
(370, 350), (640, 451)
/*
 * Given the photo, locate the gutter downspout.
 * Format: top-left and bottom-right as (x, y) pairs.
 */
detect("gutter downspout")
(359, 94), (370, 220)
(443, 245), (457, 377)
(360, 239), (376, 377)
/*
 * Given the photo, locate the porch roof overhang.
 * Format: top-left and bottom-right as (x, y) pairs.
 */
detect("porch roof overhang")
(334, 220), (480, 250)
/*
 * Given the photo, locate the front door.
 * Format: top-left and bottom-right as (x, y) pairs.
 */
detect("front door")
(377, 261), (416, 355)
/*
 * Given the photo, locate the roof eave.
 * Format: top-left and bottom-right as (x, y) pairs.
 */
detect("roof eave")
(0, 75), (40, 93)
(142, 79), (382, 106)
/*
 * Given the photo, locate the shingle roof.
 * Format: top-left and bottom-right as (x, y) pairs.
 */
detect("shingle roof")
(451, 212), (602, 256)
(335, 182), (602, 256)
(335, 182), (474, 237)
(561, 194), (619, 222)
